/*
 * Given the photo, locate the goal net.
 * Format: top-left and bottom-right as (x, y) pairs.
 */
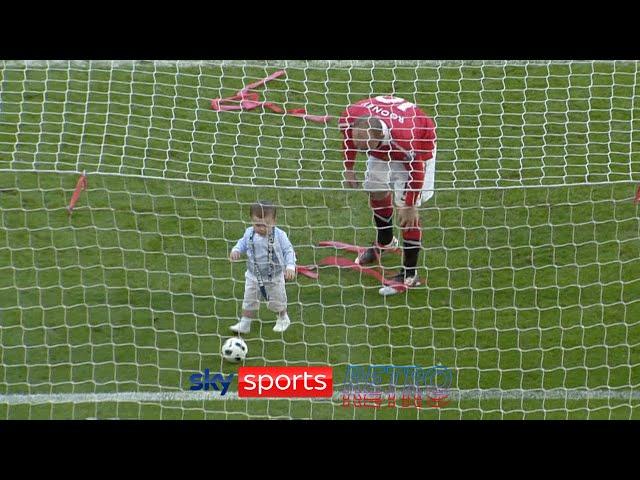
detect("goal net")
(0, 60), (639, 419)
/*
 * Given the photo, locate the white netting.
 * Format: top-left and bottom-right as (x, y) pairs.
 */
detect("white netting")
(0, 60), (639, 420)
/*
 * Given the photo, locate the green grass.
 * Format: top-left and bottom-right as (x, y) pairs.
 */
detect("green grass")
(1, 60), (639, 419)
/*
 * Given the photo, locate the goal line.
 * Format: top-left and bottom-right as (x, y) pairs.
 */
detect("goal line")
(1, 388), (638, 405)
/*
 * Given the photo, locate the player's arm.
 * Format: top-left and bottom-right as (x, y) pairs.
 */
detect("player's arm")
(397, 121), (435, 227)
(404, 122), (436, 208)
(278, 229), (297, 280)
(339, 114), (359, 188)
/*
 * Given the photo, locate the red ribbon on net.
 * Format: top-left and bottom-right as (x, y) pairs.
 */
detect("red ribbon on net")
(318, 256), (408, 292)
(67, 171), (87, 215)
(318, 240), (401, 256)
(210, 70), (332, 124)
(296, 265), (319, 279)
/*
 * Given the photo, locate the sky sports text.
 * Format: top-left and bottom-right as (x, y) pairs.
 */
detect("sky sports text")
(238, 366), (333, 398)
(189, 369), (234, 394)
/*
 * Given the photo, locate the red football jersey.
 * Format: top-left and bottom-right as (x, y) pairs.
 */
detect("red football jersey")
(339, 95), (436, 206)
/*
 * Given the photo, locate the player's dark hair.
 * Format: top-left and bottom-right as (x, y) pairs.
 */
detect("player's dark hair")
(353, 115), (385, 139)
(250, 201), (277, 219)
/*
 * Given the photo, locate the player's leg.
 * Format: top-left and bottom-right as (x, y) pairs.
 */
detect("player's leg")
(356, 157), (399, 265)
(267, 279), (290, 333)
(382, 201), (422, 291)
(355, 191), (399, 265)
(378, 160), (435, 295)
(231, 276), (260, 333)
(400, 157), (435, 283)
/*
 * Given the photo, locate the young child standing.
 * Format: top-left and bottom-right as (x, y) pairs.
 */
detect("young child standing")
(229, 201), (297, 333)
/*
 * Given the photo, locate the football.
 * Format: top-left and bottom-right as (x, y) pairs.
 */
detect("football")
(222, 337), (248, 363)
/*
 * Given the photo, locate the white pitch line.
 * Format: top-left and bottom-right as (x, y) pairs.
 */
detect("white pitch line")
(1, 388), (639, 405)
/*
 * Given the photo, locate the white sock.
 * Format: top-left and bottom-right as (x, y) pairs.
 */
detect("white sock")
(240, 316), (253, 324)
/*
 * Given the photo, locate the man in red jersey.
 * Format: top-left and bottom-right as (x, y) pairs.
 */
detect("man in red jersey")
(339, 95), (437, 296)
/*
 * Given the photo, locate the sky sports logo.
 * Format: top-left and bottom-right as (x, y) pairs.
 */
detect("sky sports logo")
(238, 366), (333, 398)
(189, 369), (234, 394)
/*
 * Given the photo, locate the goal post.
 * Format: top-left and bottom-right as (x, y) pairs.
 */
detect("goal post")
(0, 60), (639, 419)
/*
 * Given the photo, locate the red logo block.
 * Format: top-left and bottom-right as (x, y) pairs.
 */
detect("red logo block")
(238, 367), (333, 398)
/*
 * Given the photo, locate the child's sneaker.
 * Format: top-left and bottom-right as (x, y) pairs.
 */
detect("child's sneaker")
(273, 315), (291, 333)
(230, 318), (252, 334)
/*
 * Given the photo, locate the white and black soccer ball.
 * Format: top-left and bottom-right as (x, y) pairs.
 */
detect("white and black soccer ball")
(222, 337), (248, 363)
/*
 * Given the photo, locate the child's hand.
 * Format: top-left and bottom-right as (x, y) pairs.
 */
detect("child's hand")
(229, 250), (241, 261)
(284, 268), (296, 281)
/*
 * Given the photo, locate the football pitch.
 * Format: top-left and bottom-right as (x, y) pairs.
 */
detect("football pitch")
(0, 60), (639, 419)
